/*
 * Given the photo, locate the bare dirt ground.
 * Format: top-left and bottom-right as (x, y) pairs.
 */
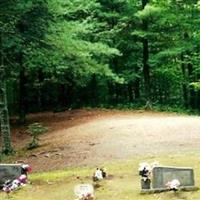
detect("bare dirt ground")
(9, 109), (200, 172)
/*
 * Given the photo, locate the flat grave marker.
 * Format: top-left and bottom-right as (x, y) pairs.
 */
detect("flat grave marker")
(74, 184), (94, 199)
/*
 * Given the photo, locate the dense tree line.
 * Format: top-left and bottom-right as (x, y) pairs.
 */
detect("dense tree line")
(1, 0), (200, 152)
(2, 0), (200, 112)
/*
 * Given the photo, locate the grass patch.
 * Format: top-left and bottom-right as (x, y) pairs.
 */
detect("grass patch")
(82, 103), (200, 116)
(1, 154), (200, 200)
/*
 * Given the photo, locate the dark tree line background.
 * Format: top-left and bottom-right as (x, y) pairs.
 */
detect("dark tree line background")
(1, 0), (200, 126)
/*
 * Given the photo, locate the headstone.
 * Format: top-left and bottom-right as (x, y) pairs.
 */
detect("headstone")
(152, 166), (195, 189)
(141, 179), (151, 189)
(0, 164), (22, 187)
(74, 184), (94, 199)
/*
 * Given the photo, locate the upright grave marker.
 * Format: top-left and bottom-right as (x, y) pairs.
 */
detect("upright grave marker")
(152, 166), (195, 190)
(0, 164), (22, 187)
(140, 166), (198, 193)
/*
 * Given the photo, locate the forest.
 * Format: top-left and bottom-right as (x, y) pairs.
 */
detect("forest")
(1, 2), (200, 200)
(1, 0), (200, 152)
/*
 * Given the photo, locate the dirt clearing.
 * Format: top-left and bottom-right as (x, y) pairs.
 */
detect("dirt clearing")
(9, 109), (200, 171)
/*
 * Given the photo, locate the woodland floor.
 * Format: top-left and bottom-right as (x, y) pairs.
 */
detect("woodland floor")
(8, 109), (200, 172)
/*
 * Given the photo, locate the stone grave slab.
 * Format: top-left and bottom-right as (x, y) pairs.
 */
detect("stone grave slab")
(74, 184), (94, 199)
(0, 164), (22, 187)
(152, 166), (194, 189)
(141, 166), (198, 193)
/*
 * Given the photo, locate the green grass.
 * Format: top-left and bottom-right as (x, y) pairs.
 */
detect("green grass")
(1, 154), (200, 200)
(82, 103), (200, 116)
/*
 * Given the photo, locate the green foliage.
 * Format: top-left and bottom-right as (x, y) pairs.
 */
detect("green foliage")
(135, 4), (163, 20)
(190, 82), (200, 90)
(26, 123), (48, 150)
(1, 0), (200, 119)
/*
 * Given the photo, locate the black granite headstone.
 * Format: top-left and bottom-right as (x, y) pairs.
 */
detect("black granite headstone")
(0, 164), (22, 187)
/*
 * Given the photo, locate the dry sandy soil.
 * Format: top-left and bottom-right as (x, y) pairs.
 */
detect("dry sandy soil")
(9, 109), (200, 172)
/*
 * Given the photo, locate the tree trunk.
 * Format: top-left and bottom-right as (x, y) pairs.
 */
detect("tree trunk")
(188, 62), (196, 109)
(181, 54), (189, 108)
(134, 66), (140, 99)
(90, 75), (98, 106)
(128, 84), (134, 102)
(0, 86), (13, 154)
(19, 62), (26, 124)
(37, 68), (44, 111)
(0, 33), (13, 154)
(59, 83), (66, 107)
(142, 0), (150, 101)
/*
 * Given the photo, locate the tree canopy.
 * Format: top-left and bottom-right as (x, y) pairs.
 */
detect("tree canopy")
(1, 0), (200, 153)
